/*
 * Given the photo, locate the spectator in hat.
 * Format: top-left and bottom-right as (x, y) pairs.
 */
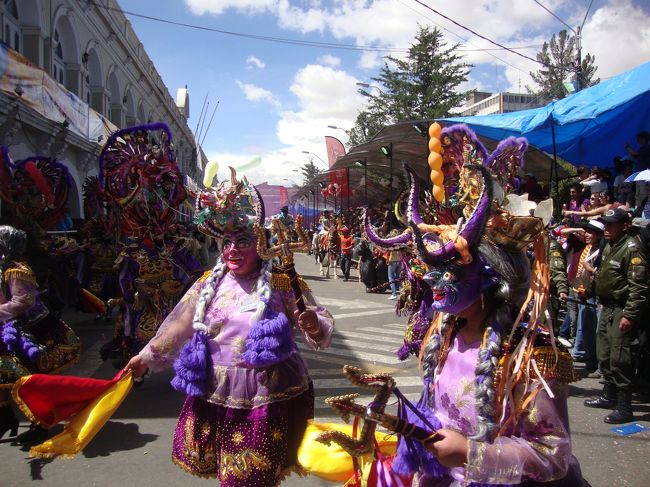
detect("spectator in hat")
(584, 208), (648, 424)
(570, 220), (605, 377)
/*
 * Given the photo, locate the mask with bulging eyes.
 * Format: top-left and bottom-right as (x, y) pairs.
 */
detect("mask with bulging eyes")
(423, 255), (495, 315)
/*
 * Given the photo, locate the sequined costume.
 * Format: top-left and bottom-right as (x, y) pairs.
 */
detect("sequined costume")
(96, 123), (201, 365)
(135, 168), (334, 486)
(0, 260), (80, 388)
(338, 123), (585, 486)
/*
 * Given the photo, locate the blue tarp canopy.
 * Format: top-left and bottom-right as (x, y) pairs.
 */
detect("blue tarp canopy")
(441, 62), (650, 169)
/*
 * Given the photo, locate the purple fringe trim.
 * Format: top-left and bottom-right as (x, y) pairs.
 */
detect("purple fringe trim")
(171, 330), (213, 397)
(242, 310), (293, 367)
(1, 321), (42, 363)
(392, 392), (446, 479)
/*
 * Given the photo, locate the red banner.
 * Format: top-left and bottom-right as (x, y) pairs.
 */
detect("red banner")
(279, 186), (289, 206)
(324, 136), (346, 168)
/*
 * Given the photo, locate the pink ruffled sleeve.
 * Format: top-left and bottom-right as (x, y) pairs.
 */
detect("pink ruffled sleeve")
(465, 380), (574, 484)
(138, 277), (204, 372)
(0, 277), (35, 321)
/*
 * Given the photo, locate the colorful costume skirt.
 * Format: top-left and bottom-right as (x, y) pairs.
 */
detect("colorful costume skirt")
(0, 314), (81, 388)
(172, 383), (314, 487)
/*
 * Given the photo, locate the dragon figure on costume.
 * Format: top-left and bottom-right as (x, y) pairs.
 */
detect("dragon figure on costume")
(98, 123), (201, 367)
(122, 166), (334, 487)
(304, 123), (585, 487)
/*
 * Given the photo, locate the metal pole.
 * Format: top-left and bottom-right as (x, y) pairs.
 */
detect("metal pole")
(364, 159), (368, 206)
(389, 142), (393, 202)
(551, 121), (560, 217)
(346, 166), (350, 214)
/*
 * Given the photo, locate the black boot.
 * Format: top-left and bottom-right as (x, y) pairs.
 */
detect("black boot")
(12, 424), (48, 446)
(604, 390), (634, 424)
(0, 405), (19, 441)
(584, 382), (617, 409)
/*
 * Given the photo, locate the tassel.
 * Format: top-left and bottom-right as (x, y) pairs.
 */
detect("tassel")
(171, 330), (212, 397)
(242, 310), (293, 367)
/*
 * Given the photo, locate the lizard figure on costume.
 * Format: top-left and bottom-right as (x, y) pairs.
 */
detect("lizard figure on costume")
(98, 123), (201, 366)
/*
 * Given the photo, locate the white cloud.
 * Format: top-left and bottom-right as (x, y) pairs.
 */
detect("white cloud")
(245, 55), (266, 69)
(316, 54), (341, 67)
(235, 80), (280, 107)
(215, 63), (366, 186)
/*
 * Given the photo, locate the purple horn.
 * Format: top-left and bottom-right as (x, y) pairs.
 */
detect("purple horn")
(362, 208), (413, 250)
(410, 164), (493, 266)
(403, 165), (424, 225)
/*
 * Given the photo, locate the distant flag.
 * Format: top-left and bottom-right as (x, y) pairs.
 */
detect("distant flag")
(279, 186), (289, 206)
(234, 156), (262, 173)
(203, 159), (219, 187)
(324, 136), (346, 167)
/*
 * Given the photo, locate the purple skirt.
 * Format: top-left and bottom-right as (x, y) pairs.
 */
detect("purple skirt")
(172, 382), (314, 486)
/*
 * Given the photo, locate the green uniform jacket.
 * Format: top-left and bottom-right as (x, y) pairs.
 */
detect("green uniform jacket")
(549, 237), (569, 295)
(592, 233), (648, 323)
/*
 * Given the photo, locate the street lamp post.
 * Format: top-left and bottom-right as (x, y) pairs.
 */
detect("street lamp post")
(380, 142), (394, 202)
(355, 158), (368, 206)
(301, 150), (329, 168)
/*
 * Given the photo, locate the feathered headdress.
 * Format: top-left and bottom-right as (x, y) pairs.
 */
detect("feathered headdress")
(194, 167), (265, 239)
(0, 146), (71, 231)
(99, 122), (186, 238)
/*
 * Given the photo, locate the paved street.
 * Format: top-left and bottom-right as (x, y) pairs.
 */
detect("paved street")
(1, 253), (649, 486)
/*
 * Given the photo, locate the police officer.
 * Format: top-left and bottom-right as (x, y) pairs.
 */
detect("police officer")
(548, 234), (569, 334)
(584, 208), (648, 423)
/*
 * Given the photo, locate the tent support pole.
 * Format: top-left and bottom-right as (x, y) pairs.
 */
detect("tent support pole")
(551, 122), (559, 217)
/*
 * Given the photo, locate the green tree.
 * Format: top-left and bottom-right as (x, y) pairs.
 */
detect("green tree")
(299, 159), (321, 185)
(348, 25), (470, 147)
(528, 30), (598, 100)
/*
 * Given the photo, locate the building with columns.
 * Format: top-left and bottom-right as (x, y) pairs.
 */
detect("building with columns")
(0, 0), (205, 219)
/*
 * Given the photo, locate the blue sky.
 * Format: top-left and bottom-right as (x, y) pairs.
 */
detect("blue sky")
(118, 0), (650, 186)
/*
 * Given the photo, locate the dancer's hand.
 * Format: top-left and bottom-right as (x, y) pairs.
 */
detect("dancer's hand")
(425, 428), (468, 468)
(295, 309), (320, 337)
(125, 355), (148, 378)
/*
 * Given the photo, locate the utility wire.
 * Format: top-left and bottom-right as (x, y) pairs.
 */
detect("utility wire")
(411, 0), (545, 66)
(91, 0), (407, 53)
(397, 0), (536, 75)
(92, 0), (539, 56)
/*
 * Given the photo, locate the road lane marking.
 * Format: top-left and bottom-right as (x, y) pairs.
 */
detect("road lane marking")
(355, 326), (407, 337)
(314, 376), (423, 389)
(333, 309), (396, 319)
(299, 345), (401, 365)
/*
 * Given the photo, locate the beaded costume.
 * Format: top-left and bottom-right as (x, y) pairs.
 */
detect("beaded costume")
(312, 123), (582, 486)
(137, 168), (334, 486)
(97, 124), (201, 365)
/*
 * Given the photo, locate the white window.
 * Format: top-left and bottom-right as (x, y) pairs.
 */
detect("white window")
(53, 28), (65, 85)
(4, 0), (20, 53)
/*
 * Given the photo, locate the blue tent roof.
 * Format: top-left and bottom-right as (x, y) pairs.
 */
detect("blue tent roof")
(441, 62), (650, 168)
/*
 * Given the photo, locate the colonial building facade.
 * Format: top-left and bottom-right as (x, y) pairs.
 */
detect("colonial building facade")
(0, 0), (205, 218)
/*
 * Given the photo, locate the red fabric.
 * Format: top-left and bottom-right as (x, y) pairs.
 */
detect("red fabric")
(16, 371), (125, 428)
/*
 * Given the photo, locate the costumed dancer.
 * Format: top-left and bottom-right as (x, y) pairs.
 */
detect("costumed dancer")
(125, 168), (334, 486)
(80, 176), (121, 318)
(319, 123), (584, 486)
(0, 225), (81, 443)
(97, 123), (202, 366)
(0, 146), (87, 315)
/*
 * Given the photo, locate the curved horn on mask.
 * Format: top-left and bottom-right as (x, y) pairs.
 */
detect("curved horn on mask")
(403, 165), (424, 225)
(362, 208), (412, 250)
(410, 164), (493, 266)
(249, 183), (266, 227)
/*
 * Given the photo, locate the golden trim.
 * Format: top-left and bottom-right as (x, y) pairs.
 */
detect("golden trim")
(271, 273), (310, 293)
(171, 454), (218, 479)
(11, 375), (45, 427)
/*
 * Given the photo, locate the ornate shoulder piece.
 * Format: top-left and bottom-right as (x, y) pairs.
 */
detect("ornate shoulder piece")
(3, 262), (38, 287)
(270, 269), (310, 293)
(196, 270), (213, 285)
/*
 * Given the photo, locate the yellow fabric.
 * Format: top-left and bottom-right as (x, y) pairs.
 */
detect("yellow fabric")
(297, 420), (398, 483)
(29, 372), (134, 459)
